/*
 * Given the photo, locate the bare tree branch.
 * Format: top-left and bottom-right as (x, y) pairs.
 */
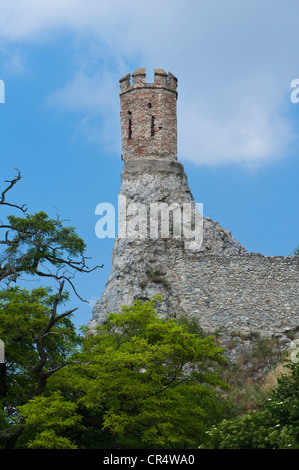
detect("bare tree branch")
(0, 168), (27, 213)
(0, 170), (103, 296)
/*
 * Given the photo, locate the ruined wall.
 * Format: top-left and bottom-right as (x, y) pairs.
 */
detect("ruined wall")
(91, 160), (299, 347)
(91, 235), (298, 346)
(172, 252), (298, 340)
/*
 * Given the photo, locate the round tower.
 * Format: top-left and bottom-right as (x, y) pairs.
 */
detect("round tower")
(119, 68), (178, 162)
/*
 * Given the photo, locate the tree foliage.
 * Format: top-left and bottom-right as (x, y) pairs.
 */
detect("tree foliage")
(0, 285), (81, 397)
(292, 246), (299, 256)
(0, 168), (102, 295)
(0, 168), (99, 448)
(0, 284), (84, 447)
(202, 360), (299, 449)
(15, 297), (228, 449)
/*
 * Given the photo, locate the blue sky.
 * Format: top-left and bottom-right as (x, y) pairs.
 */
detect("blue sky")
(0, 0), (298, 328)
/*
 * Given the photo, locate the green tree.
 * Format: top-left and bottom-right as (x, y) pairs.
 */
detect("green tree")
(202, 360), (299, 449)
(0, 169), (101, 448)
(0, 285), (81, 398)
(0, 168), (102, 293)
(0, 283), (84, 448)
(17, 297), (228, 449)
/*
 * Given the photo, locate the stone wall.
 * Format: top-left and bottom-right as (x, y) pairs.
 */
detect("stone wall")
(169, 251), (299, 340)
(91, 234), (298, 345)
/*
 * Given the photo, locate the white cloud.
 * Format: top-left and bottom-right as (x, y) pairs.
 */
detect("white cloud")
(0, 0), (298, 167)
(4, 50), (27, 74)
(48, 70), (118, 113)
(47, 69), (121, 152)
(178, 71), (297, 166)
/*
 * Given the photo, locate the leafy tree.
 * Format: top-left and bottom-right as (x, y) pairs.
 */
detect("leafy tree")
(0, 283), (85, 448)
(0, 169), (101, 448)
(202, 360), (299, 449)
(0, 168), (102, 295)
(16, 297), (228, 449)
(0, 285), (81, 397)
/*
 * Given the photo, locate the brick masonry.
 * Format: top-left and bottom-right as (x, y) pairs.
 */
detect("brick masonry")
(120, 68), (178, 162)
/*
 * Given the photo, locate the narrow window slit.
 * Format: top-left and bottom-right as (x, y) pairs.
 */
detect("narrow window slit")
(151, 116), (155, 137)
(128, 118), (132, 139)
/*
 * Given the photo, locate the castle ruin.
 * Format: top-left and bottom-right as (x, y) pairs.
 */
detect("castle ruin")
(90, 69), (298, 353)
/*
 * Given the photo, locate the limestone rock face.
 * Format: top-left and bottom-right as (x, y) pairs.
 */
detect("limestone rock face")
(90, 159), (247, 329)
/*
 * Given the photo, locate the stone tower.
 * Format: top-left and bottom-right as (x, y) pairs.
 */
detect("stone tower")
(120, 68), (178, 162)
(90, 69), (298, 348)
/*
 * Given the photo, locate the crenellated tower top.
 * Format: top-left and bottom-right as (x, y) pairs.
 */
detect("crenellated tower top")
(119, 68), (178, 162)
(120, 68), (178, 94)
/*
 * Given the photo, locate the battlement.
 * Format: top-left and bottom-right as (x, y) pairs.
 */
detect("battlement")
(119, 68), (178, 94)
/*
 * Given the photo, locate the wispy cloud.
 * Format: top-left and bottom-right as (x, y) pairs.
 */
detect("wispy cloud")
(1, 0), (298, 167)
(48, 70), (118, 113)
(47, 69), (121, 152)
